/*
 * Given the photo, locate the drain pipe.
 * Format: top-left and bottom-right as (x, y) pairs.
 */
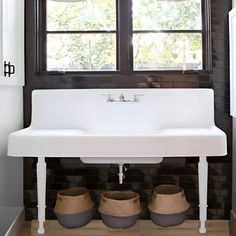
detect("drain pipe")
(118, 164), (127, 184)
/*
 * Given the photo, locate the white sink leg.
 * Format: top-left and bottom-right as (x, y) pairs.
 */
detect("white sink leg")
(198, 156), (208, 233)
(37, 157), (46, 234)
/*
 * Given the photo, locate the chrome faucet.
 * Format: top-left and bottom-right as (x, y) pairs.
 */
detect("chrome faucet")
(119, 94), (125, 102)
(102, 94), (115, 102)
(133, 94), (143, 102)
(107, 94), (115, 102)
(102, 93), (143, 103)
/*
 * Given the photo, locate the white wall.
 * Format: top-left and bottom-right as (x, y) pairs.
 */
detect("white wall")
(231, 118), (236, 236)
(0, 87), (23, 206)
(233, 118), (236, 211)
(232, 3), (236, 236)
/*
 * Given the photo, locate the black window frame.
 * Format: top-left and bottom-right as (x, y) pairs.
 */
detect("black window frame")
(37, 0), (211, 76)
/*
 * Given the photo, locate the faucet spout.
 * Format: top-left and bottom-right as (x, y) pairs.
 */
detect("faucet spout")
(119, 94), (125, 102)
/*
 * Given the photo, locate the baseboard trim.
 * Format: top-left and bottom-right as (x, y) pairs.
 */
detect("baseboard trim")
(5, 207), (25, 236)
(230, 210), (236, 236)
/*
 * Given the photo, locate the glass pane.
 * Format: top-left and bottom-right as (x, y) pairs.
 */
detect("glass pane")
(47, 0), (116, 31)
(47, 34), (116, 71)
(133, 0), (202, 30)
(133, 33), (202, 71)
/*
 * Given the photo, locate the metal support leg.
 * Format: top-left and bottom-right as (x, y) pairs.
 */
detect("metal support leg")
(198, 156), (208, 233)
(37, 157), (46, 234)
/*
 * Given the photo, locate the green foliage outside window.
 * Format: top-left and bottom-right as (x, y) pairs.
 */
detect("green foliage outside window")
(46, 0), (203, 71)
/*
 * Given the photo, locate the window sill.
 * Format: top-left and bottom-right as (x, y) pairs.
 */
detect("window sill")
(37, 69), (211, 77)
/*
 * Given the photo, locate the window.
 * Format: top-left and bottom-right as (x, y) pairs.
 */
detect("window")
(132, 0), (203, 71)
(39, 0), (209, 73)
(46, 0), (117, 71)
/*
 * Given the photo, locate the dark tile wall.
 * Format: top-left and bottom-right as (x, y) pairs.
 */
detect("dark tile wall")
(24, 0), (232, 220)
(24, 159), (232, 220)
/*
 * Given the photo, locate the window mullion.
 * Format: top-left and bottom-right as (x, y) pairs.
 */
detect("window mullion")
(202, 0), (212, 72)
(118, 0), (133, 74)
(37, 0), (47, 72)
(133, 30), (202, 34)
(46, 31), (116, 34)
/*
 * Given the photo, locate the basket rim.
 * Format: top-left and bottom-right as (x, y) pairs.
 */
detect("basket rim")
(153, 184), (184, 195)
(57, 187), (89, 198)
(101, 191), (140, 202)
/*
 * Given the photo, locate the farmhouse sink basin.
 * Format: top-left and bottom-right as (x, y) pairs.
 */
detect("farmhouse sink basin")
(7, 88), (227, 234)
(8, 126), (225, 163)
(8, 89), (226, 161)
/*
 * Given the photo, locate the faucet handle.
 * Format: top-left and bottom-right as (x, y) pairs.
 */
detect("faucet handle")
(119, 93), (125, 102)
(133, 94), (143, 102)
(101, 94), (114, 102)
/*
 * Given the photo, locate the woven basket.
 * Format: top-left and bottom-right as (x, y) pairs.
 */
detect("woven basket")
(148, 185), (190, 227)
(54, 187), (94, 228)
(99, 191), (142, 228)
(54, 187), (94, 214)
(148, 185), (189, 214)
(99, 191), (141, 217)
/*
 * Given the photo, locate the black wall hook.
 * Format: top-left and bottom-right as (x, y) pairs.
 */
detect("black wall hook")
(4, 61), (15, 77)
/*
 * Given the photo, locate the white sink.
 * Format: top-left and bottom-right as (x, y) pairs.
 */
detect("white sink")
(8, 89), (226, 162)
(7, 88), (227, 234)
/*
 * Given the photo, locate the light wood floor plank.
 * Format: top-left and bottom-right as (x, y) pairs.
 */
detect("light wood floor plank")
(18, 220), (229, 236)
(18, 221), (31, 236)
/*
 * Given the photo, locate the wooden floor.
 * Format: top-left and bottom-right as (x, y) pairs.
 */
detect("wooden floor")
(18, 220), (229, 236)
